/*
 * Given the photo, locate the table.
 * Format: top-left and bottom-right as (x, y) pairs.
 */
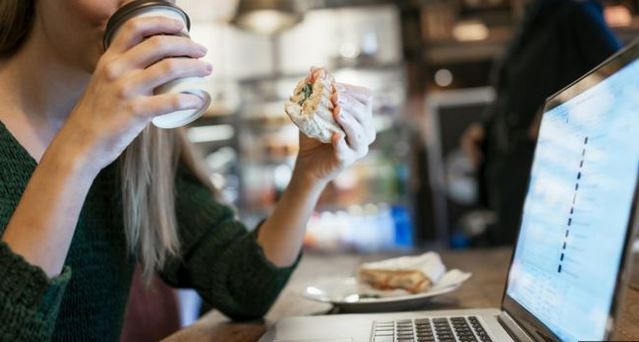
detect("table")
(163, 248), (639, 341)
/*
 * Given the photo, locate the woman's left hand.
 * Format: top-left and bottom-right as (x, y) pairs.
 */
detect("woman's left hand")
(293, 82), (375, 186)
(257, 83), (374, 266)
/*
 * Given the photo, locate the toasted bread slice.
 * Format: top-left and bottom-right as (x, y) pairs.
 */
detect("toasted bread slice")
(358, 269), (433, 294)
(357, 253), (446, 294)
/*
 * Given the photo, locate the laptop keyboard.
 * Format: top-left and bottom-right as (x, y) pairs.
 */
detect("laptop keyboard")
(371, 316), (493, 342)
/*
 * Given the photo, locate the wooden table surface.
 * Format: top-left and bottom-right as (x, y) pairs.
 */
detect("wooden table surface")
(164, 247), (639, 342)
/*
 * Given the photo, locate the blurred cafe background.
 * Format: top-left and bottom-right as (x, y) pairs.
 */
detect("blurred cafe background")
(179, 0), (639, 254)
(116, 0), (639, 338)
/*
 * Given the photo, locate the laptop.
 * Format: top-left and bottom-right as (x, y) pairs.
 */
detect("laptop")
(260, 41), (639, 342)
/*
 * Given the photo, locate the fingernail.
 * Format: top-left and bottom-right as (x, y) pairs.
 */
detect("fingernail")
(190, 96), (205, 108)
(173, 19), (185, 29)
(333, 107), (342, 118)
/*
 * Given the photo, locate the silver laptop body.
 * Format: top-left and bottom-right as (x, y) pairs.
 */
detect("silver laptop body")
(260, 41), (639, 342)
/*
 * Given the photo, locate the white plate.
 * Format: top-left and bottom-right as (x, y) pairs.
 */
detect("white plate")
(303, 269), (472, 313)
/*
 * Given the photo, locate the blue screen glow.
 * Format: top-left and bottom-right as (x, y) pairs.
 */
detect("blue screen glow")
(506, 59), (639, 341)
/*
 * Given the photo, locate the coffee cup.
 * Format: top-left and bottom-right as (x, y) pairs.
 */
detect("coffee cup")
(103, 0), (211, 129)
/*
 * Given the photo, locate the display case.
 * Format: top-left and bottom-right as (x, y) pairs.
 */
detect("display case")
(424, 87), (496, 247)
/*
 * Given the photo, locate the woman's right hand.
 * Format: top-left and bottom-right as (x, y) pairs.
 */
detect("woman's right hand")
(1, 16), (212, 281)
(56, 16), (212, 173)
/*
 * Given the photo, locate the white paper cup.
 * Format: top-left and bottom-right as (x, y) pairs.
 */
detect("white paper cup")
(104, 0), (210, 129)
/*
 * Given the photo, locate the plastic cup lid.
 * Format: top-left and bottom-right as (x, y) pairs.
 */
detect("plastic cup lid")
(151, 89), (211, 129)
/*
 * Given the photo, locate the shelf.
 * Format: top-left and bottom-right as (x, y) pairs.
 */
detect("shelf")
(423, 25), (512, 64)
(191, 113), (237, 127)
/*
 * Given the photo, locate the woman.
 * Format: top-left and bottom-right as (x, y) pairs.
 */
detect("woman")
(0, 1), (375, 340)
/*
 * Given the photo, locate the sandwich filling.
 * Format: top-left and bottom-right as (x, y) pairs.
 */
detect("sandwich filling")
(299, 83), (313, 105)
(285, 67), (345, 143)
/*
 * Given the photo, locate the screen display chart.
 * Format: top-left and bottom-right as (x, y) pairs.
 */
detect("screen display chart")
(506, 59), (639, 342)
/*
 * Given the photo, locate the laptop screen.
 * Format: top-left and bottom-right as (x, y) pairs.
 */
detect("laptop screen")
(505, 50), (639, 341)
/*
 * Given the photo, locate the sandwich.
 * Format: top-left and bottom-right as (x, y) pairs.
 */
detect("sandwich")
(285, 67), (345, 143)
(357, 253), (447, 294)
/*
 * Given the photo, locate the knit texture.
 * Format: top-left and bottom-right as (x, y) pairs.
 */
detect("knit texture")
(0, 121), (299, 341)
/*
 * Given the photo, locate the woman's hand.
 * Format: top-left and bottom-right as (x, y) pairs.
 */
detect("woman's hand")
(257, 83), (374, 265)
(1, 15), (211, 280)
(293, 82), (375, 186)
(55, 16), (212, 173)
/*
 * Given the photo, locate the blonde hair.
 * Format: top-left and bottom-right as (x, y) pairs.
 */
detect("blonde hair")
(122, 128), (215, 281)
(1, 0), (215, 281)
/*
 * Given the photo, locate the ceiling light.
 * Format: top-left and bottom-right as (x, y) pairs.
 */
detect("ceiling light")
(452, 20), (489, 42)
(604, 5), (632, 27)
(434, 69), (453, 87)
(232, 0), (302, 35)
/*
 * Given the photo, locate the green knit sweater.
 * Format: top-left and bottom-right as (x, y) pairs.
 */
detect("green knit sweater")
(0, 121), (299, 341)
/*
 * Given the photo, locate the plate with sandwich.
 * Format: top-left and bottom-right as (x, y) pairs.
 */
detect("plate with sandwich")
(302, 253), (472, 313)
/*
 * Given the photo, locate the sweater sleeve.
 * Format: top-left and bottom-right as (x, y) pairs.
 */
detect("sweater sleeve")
(0, 241), (72, 341)
(158, 167), (301, 321)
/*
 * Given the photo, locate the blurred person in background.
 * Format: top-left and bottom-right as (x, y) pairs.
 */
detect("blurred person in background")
(461, 0), (621, 245)
(0, 0), (375, 340)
